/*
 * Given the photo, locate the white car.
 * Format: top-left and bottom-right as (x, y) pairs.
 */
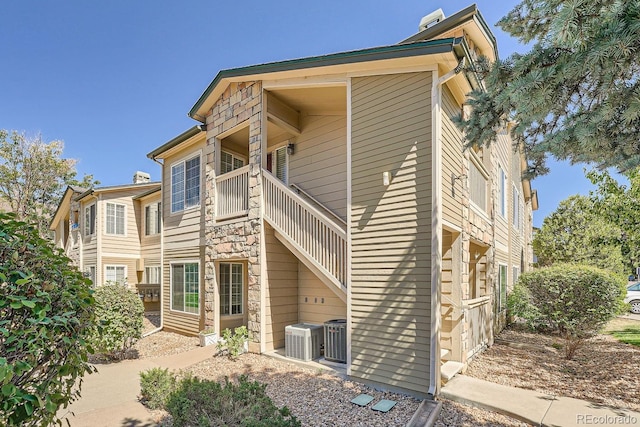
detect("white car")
(626, 282), (640, 314)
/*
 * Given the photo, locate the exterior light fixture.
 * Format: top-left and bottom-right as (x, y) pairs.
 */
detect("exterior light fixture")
(287, 143), (295, 155)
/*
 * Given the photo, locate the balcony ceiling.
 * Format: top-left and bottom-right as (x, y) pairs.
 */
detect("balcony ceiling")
(269, 86), (346, 115)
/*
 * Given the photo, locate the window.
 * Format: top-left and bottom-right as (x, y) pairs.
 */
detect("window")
(105, 265), (126, 286)
(498, 166), (507, 218)
(220, 151), (245, 174)
(145, 266), (160, 284)
(171, 155), (200, 213)
(512, 266), (520, 285)
(171, 263), (199, 314)
(219, 263), (243, 316)
(106, 203), (126, 235)
(85, 265), (96, 286)
(469, 159), (487, 212)
(498, 264), (508, 312)
(512, 185), (520, 229)
(145, 202), (161, 235)
(84, 204), (96, 236)
(273, 146), (288, 183)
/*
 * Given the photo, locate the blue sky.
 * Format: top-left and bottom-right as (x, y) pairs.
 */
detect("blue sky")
(0, 1), (605, 227)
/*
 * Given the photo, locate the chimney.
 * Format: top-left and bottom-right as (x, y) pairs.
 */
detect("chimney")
(133, 171), (151, 184)
(418, 8), (445, 32)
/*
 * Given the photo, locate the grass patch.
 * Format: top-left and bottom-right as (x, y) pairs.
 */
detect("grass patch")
(603, 317), (640, 347)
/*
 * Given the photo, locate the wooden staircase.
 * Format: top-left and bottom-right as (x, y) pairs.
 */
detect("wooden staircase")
(262, 170), (347, 302)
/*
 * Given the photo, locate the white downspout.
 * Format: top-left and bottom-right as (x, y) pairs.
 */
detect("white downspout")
(429, 59), (465, 396)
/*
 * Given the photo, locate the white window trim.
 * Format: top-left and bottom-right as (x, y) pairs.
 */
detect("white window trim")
(468, 150), (489, 214)
(270, 143), (290, 185)
(104, 264), (127, 286)
(170, 150), (202, 215)
(169, 260), (200, 316)
(498, 263), (508, 312)
(512, 185), (521, 231)
(85, 265), (97, 286)
(512, 265), (520, 286)
(219, 261), (244, 318)
(104, 202), (127, 236)
(84, 203), (96, 236)
(498, 165), (507, 219)
(220, 149), (247, 175)
(144, 201), (161, 236)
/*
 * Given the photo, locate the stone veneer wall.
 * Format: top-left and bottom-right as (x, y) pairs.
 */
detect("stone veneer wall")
(203, 82), (263, 347)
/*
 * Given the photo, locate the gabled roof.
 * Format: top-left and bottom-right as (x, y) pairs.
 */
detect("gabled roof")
(49, 185), (87, 230)
(188, 37), (464, 122)
(132, 186), (161, 200)
(147, 125), (205, 160)
(75, 181), (161, 202)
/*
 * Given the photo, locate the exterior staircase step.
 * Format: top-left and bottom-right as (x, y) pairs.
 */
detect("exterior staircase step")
(441, 361), (464, 381)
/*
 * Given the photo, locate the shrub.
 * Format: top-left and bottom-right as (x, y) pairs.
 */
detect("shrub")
(0, 213), (95, 426)
(88, 282), (144, 359)
(508, 263), (626, 359)
(219, 326), (249, 360)
(139, 368), (177, 410)
(165, 375), (300, 427)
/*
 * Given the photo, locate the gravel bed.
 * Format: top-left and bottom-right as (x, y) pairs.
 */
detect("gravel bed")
(465, 322), (640, 412)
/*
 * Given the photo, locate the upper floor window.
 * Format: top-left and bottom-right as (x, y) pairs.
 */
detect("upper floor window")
(498, 166), (507, 218)
(145, 202), (161, 235)
(171, 155), (200, 213)
(469, 155), (488, 212)
(220, 151), (245, 174)
(106, 202), (126, 235)
(267, 145), (288, 184)
(512, 185), (521, 230)
(84, 204), (96, 236)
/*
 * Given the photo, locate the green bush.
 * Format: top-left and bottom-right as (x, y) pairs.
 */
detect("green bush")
(508, 264), (626, 359)
(0, 213), (95, 426)
(88, 282), (144, 359)
(166, 375), (300, 427)
(139, 368), (177, 410)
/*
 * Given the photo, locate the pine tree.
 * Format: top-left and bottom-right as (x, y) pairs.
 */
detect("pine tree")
(457, 0), (640, 177)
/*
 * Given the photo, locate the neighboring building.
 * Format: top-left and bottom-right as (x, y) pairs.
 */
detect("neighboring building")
(50, 173), (162, 312)
(144, 4), (538, 397)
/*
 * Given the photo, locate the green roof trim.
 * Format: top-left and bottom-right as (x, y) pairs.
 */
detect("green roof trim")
(188, 38), (460, 120)
(147, 125), (204, 159)
(400, 4), (498, 60)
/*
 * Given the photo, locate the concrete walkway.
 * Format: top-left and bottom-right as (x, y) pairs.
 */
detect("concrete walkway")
(59, 345), (216, 427)
(442, 375), (640, 427)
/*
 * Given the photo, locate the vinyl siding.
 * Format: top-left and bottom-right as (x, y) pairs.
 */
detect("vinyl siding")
(162, 246), (204, 336)
(350, 72), (433, 395)
(298, 263), (346, 324)
(288, 114), (347, 221)
(100, 191), (142, 256)
(441, 85), (463, 225)
(102, 257), (138, 287)
(263, 224), (298, 351)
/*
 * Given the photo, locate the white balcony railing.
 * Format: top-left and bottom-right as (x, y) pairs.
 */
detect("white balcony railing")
(216, 165), (250, 220)
(262, 170), (347, 289)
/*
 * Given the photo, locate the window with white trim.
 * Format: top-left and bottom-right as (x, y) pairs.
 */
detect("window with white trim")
(469, 159), (488, 212)
(105, 265), (126, 286)
(145, 202), (161, 235)
(512, 266), (520, 285)
(144, 266), (160, 284)
(219, 262), (243, 316)
(512, 185), (520, 229)
(171, 263), (199, 314)
(498, 166), (507, 218)
(171, 155), (200, 213)
(106, 202), (126, 235)
(84, 203), (96, 236)
(498, 264), (508, 312)
(220, 151), (245, 174)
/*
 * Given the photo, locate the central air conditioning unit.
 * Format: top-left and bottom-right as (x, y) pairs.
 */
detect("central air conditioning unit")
(285, 323), (323, 362)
